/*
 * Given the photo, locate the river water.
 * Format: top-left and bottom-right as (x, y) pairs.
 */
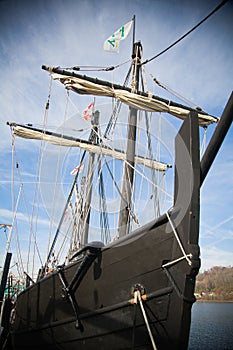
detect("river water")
(188, 302), (233, 350)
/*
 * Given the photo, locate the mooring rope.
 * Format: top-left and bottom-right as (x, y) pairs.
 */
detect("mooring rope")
(133, 289), (158, 350)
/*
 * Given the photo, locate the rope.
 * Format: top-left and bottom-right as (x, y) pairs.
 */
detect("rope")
(104, 64), (132, 138)
(140, 71), (163, 218)
(91, 126), (173, 199)
(47, 90), (70, 264)
(146, 68), (199, 109)
(11, 186), (24, 280)
(56, 219), (72, 264)
(127, 158), (172, 199)
(141, 0), (229, 65)
(200, 126), (208, 156)
(10, 131), (25, 277)
(41, 77), (55, 260)
(98, 159), (111, 244)
(59, 59), (131, 72)
(10, 128), (43, 281)
(134, 290), (158, 350)
(10, 133), (24, 279)
(165, 211), (192, 266)
(162, 254), (192, 268)
(78, 154), (111, 242)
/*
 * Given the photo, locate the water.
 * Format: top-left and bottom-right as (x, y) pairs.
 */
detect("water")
(188, 302), (233, 350)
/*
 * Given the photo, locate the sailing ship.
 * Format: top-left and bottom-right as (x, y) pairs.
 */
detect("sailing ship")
(1, 21), (232, 350)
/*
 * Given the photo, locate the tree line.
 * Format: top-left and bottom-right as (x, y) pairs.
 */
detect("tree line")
(195, 266), (233, 301)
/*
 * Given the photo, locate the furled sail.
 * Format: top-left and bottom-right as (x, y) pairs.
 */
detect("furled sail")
(9, 123), (171, 172)
(49, 71), (218, 126)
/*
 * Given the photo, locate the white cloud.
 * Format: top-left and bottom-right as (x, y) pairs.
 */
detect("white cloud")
(0, 208), (50, 228)
(200, 246), (233, 272)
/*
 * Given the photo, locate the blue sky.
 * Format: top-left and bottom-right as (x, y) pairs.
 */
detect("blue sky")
(0, 0), (232, 273)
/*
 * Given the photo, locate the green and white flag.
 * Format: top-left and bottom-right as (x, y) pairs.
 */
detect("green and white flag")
(104, 20), (133, 52)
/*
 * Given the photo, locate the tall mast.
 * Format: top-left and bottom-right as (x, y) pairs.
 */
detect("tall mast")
(118, 41), (142, 237)
(81, 110), (100, 246)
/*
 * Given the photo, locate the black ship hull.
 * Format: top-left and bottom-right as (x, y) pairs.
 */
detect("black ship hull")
(9, 114), (201, 350)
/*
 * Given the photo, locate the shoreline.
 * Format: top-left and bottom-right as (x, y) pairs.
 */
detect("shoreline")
(196, 299), (233, 303)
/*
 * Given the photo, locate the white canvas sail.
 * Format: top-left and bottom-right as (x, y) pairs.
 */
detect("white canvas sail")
(50, 73), (218, 126)
(11, 124), (171, 172)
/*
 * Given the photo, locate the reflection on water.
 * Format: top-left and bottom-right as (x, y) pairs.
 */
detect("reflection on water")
(188, 302), (233, 350)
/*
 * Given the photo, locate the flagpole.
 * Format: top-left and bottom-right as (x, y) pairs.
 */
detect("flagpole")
(132, 15), (136, 53)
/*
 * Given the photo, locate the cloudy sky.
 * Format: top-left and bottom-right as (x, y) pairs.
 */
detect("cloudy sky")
(0, 0), (232, 273)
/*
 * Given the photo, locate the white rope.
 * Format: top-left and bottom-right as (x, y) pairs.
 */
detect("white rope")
(145, 67), (198, 109)
(10, 128), (43, 281)
(56, 219), (73, 264)
(165, 211), (192, 266)
(11, 186), (24, 279)
(84, 123), (172, 228)
(90, 127), (173, 200)
(78, 154), (112, 240)
(135, 290), (158, 350)
(161, 254), (193, 268)
(200, 126), (208, 156)
(127, 158), (172, 199)
(3, 185), (22, 273)
(10, 133), (24, 279)
(28, 75), (53, 270)
(60, 59), (131, 72)
(46, 89), (70, 262)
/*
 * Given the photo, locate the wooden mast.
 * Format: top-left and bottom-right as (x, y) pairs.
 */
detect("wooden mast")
(81, 110), (100, 246)
(118, 41), (142, 237)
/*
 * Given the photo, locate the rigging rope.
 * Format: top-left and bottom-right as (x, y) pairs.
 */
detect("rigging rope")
(140, 70), (162, 217)
(10, 185), (24, 280)
(59, 59), (131, 73)
(13, 216), (24, 281)
(89, 120), (173, 198)
(98, 161), (111, 244)
(146, 68), (199, 109)
(47, 89), (70, 263)
(200, 126), (208, 156)
(36, 64), (173, 255)
(95, 125), (111, 245)
(10, 129), (43, 281)
(165, 211), (192, 266)
(92, 118), (171, 221)
(141, 0), (229, 66)
(4, 138), (24, 281)
(56, 218), (73, 264)
(104, 64), (132, 138)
